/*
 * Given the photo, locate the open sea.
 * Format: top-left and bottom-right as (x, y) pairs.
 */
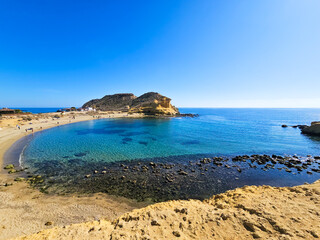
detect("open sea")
(9, 108), (320, 201)
(11, 107), (63, 113)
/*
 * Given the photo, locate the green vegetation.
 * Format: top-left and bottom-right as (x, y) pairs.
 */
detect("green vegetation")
(14, 109), (23, 113)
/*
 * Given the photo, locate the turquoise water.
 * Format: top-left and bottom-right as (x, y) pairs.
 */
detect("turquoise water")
(18, 108), (320, 200)
(22, 108), (320, 167)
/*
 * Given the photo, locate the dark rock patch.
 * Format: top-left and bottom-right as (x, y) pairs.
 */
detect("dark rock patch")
(74, 152), (87, 157)
(138, 141), (148, 146)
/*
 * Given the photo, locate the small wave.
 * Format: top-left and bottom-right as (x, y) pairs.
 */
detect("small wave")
(19, 144), (28, 168)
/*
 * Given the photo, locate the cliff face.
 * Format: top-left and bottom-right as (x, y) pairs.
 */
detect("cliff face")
(82, 92), (179, 115)
(301, 121), (320, 136)
(129, 92), (179, 115)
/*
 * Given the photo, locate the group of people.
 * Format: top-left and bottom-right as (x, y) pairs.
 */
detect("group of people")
(16, 124), (43, 132)
(25, 128), (34, 132)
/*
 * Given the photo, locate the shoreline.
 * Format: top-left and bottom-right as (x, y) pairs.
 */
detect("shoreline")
(0, 112), (149, 240)
(1, 112), (146, 169)
(1, 111), (320, 239)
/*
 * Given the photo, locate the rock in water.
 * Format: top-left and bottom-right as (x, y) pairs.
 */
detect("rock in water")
(301, 121), (320, 136)
(82, 92), (179, 115)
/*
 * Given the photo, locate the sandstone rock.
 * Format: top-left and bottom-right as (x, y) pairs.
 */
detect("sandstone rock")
(13, 180), (320, 240)
(83, 92), (179, 116)
(129, 92), (179, 115)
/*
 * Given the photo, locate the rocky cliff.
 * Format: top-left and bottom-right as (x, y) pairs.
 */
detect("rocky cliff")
(301, 121), (320, 136)
(82, 92), (179, 115)
(82, 93), (136, 112)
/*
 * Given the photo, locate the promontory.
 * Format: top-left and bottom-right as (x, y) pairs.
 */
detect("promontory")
(82, 92), (179, 116)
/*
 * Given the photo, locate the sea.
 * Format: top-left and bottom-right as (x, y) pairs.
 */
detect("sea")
(7, 108), (320, 201)
(11, 107), (63, 114)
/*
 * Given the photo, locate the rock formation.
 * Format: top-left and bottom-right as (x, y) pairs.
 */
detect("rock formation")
(15, 180), (320, 240)
(82, 93), (136, 112)
(129, 92), (179, 115)
(82, 92), (179, 115)
(301, 121), (320, 136)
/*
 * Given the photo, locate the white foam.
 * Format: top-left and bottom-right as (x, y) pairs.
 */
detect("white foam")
(18, 144), (28, 168)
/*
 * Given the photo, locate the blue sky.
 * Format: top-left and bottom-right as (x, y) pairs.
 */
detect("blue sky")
(0, 0), (319, 108)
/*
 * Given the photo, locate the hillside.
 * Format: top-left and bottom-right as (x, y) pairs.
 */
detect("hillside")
(82, 92), (179, 115)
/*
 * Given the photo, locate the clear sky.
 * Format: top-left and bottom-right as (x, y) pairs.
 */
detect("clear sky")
(0, 0), (319, 108)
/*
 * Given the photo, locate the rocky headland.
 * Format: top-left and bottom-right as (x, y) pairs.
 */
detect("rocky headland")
(83, 92), (180, 116)
(301, 121), (320, 136)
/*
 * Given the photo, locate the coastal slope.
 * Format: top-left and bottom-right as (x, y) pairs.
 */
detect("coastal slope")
(15, 180), (320, 240)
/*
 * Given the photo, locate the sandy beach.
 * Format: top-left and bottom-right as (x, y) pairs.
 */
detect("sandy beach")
(1, 111), (320, 240)
(0, 112), (147, 240)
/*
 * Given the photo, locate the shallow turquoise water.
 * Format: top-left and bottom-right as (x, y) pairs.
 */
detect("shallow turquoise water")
(17, 108), (320, 200)
(22, 108), (320, 168)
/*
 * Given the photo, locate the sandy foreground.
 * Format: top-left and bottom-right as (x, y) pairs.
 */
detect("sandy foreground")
(1, 112), (320, 240)
(13, 180), (320, 240)
(0, 112), (148, 240)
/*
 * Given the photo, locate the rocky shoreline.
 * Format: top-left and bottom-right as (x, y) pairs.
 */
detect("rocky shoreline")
(301, 121), (320, 136)
(282, 121), (320, 137)
(7, 153), (319, 202)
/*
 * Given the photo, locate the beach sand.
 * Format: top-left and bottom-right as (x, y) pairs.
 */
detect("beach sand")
(1, 112), (320, 239)
(13, 180), (320, 240)
(0, 112), (147, 240)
